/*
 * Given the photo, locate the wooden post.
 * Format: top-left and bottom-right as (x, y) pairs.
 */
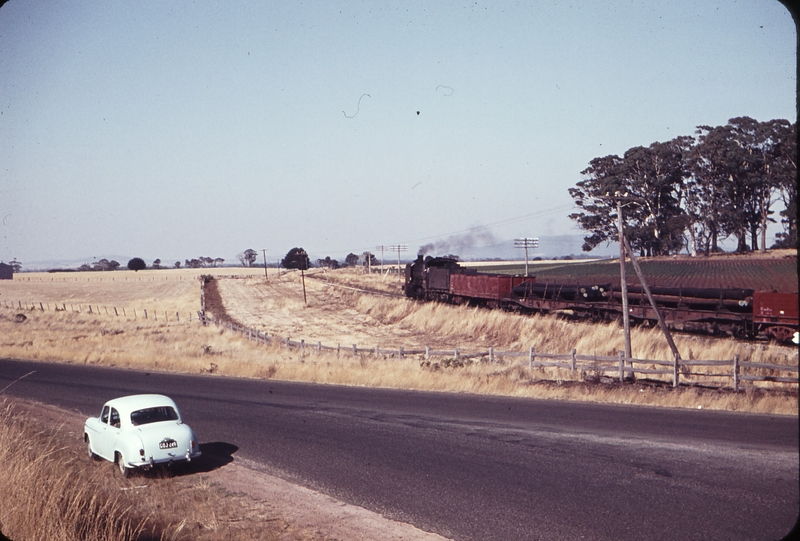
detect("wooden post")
(571, 349), (577, 374)
(618, 351), (624, 382)
(352, 344), (357, 356)
(454, 348), (459, 361)
(143, 309), (147, 319)
(375, 345), (380, 357)
(618, 199), (632, 361)
(425, 346), (430, 360)
(529, 346), (534, 369)
(623, 235), (682, 363)
(301, 269), (307, 306)
(400, 346), (404, 360)
(489, 346), (494, 363)
(317, 341), (321, 354)
(300, 339), (305, 353)
(733, 354), (740, 392)
(114, 307), (118, 316)
(673, 352), (679, 388)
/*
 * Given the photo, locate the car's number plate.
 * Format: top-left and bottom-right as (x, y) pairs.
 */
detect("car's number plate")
(159, 439), (178, 450)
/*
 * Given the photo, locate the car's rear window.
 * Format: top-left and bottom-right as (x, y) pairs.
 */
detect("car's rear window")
(130, 406), (179, 426)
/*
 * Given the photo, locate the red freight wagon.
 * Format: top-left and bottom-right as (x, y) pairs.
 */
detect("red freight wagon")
(450, 273), (529, 302)
(752, 291), (799, 342)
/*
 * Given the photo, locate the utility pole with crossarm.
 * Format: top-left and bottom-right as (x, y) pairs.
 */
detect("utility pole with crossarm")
(514, 238), (539, 277)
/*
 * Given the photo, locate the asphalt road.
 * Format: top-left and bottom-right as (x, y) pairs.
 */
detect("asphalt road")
(1, 358), (797, 540)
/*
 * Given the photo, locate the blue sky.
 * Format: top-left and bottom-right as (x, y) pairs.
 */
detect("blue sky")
(1, 1), (796, 267)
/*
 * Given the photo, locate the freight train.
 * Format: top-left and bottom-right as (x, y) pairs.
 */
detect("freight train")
(404, 255), (799, 342)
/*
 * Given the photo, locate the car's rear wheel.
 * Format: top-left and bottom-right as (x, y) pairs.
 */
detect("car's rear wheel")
(116, 452), (131, 478)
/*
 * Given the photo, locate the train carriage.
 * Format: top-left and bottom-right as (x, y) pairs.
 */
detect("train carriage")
(404, 255), (799, 342)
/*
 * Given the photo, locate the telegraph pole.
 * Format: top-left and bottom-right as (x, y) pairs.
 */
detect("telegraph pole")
(514, 237), (539, 277)
(616, 199), (632, 362)
(376, 245), (387, 275)
(262, 249), (269, 283)
(388, 244), (408, 282)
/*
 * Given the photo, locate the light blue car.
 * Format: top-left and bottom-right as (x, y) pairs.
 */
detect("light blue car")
(84, 394), (201, 477)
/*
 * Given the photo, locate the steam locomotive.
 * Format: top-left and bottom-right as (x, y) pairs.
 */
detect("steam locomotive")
(404, 255), (799, 342)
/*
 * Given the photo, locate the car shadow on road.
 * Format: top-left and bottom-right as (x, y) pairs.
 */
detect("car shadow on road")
(193, 441), (239, 473)
(155, 441), (239, 478)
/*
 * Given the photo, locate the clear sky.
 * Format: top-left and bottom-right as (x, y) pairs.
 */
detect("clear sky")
(1, 0), (796, 267)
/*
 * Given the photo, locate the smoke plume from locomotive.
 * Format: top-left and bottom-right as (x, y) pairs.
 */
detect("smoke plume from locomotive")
(418, 227), (499, 256)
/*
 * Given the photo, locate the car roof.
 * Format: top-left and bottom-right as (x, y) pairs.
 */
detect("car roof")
(104, 394), (180, 415)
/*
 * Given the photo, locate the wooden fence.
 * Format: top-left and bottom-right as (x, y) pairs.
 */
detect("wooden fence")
(201, 314), (798, 392)
(2, 299), (198, 323)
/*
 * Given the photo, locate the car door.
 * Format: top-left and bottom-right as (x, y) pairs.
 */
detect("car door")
(95, 405), (119, 460)
(107, 407), (123, 457)
(89, 404), (113, 460)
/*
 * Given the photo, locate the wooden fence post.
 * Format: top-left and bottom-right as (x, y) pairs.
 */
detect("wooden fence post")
(529, 346), (534, 369)
(143, 309), (147, 319)
(400, 346), (404, 360)
(454, 348), (459, 361)
(673, 352), (679, 388)
(571, 349), (577, 374)
(425, 346), (430, 360)
(489, 346), (494, 363)
(733, 354), (740, 392)
(352, 344), (357, 356)
(300, 339), (305, 353)
(317, 341), (322, 354)
(375, 345), (380, 357)
(618, 351), (624, 382)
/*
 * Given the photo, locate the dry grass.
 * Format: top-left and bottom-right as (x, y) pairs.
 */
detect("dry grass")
(0, 268), (797, 415)
(0, 399), (324, 541)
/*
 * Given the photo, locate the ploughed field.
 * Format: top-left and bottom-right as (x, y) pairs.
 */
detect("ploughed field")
(483, 253), (798, 292)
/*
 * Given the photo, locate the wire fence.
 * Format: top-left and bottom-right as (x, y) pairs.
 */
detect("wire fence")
(2, 299), (199, 323)
(200, 314), (798, 392)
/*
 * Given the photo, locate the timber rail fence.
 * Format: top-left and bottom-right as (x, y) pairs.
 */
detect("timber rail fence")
(201, 314), (798, 392)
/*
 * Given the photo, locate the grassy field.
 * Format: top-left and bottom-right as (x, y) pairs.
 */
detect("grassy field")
(0, 266), (796, 539)
(1, 267), (796, 415)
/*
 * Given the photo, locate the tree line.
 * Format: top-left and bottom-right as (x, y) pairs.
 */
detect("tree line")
(568, 116), (796, 256)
